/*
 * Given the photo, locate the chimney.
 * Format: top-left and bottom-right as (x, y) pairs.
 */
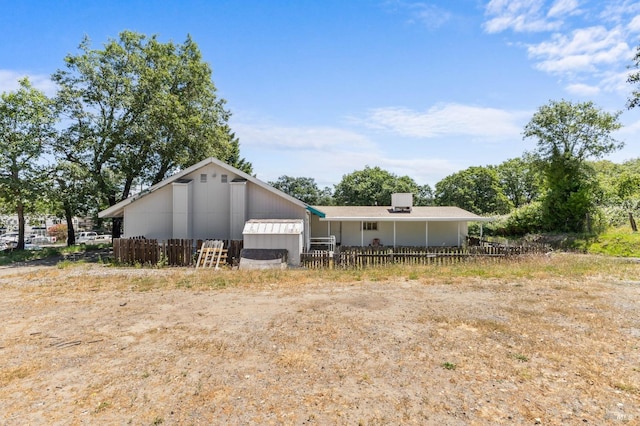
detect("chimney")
(391, 193), (412, 213)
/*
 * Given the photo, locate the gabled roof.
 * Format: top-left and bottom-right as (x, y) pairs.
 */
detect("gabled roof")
(310, 205), (492, 222)
(98, 157), (308, 218)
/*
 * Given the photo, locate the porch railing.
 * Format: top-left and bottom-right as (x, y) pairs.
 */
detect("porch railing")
(309, 235), (336, 252)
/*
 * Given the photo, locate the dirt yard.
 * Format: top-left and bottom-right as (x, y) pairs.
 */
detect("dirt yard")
(1, 256), (639, 425)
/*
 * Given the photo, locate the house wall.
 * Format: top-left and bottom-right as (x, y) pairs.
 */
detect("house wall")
(123, 163), (306, 241)
(123, 185), (173, 239)
(172, 180), (193, 239)
(191, 164), (234, 240)
(229, 181), (247, 240)
(309, 218), (469, 248)
(248, 185), (306, 220)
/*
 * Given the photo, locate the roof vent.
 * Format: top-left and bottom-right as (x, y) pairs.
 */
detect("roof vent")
(392, 193), (413, 213)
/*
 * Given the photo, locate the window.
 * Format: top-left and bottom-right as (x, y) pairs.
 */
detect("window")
(221, 174), (228, 183)
(363, 222), (378, 231)
(200, 173), (207, 183)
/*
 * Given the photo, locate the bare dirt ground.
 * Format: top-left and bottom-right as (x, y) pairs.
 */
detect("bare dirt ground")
(1, 256), (639, 425)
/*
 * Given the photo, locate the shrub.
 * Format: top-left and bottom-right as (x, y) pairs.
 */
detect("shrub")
(48, 224), (67, 242)
(503, 202), (545, 235)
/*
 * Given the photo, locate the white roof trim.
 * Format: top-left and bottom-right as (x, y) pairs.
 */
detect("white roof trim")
(319, 216), (493, 222)
(98, 157), (307, 218)
(243, 219), (304, 235)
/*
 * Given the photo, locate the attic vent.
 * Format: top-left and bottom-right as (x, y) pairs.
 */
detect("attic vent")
(392, 193), (413, 213)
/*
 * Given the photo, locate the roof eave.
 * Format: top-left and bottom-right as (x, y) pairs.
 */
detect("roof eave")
(318, 216), (493, 222)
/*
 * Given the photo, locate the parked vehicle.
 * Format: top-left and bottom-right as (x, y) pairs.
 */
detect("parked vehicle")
(77, 231), (98, 243)
(0, 232), (19, 243)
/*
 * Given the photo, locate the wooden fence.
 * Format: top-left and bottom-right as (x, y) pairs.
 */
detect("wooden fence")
(300, 244), (549, 269)
(112, 238), (244, 267)
(113, 238), (195, 266)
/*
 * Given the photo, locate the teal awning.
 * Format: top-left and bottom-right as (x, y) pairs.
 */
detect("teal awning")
(306, 206), (326, 218)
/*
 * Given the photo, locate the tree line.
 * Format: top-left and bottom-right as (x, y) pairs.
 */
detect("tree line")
(271, 99), (640, 235)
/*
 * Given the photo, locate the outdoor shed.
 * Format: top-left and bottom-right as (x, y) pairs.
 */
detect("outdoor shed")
(242, 219), (304, 266)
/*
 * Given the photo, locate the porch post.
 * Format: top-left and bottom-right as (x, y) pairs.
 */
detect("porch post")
(457, 222), (461, 247)
(361, 221), (364, 246)
(393, 221), (396, 248)
(425, 221), (429, 247)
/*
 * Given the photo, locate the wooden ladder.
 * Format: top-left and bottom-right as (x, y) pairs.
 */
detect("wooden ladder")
(195, 240), (228, 270)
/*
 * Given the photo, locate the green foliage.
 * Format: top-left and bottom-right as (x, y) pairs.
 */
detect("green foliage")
(585, 227), (640, 257)
(52, 31), (251, 235)
(495, 156), (542, 208)
(502, 201), (545, 236)
(333, 166), (432, 206)
(269, 175), (333, 205)
(606, 199), (640, 227)
(0, 78), (57, 249)
(435, 166), (511, 215)
(591, 159), (640, 207)
(524, 99), (623, 163)
(539, 159), (600, 232)
(524, 100), (623, 233)
(0, 246), (62, 264)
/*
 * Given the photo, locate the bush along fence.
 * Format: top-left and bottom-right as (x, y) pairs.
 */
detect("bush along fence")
(300, 244), (550, 269)
(112, 238), (244, 267)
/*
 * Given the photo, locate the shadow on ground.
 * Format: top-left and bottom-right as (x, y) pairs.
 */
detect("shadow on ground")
(1, 248), (113, 269)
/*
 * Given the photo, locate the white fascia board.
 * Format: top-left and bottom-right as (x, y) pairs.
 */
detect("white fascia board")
(318, 217), (494, 222)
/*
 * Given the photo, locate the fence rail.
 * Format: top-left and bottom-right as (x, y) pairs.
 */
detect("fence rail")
(113, 238), (194, 266)
(300, 244), (549, 269)
(112, 238), (245, 267)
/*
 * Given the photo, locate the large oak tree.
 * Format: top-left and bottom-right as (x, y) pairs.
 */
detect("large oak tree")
(52, 31), (252, 236)
(523, 100), (623, 232)
(434, 166), (511, 215)
(333, 166), (433, 206)
(0, 78), (56, 249)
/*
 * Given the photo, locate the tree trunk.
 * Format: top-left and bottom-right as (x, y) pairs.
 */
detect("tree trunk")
(630, 212), (638, 232)
(16, 201), (25, 250)
(65, 204), (76, 246)
(112, 218), (123, 238)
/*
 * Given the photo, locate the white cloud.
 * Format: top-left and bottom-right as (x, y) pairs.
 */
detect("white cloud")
(601, 70), (634, 95)
(483, 0), (563, 33)
(231, 115), (478, 186)
(629, 15), (640, 32)
(407, 3), (452, 30)
(362, 104), (527, 140)
(383, 1), (452, 30)
(233, 123), (374, 151)
(528, 26), (632, 74)
(600, 1), (640, 24)
(374, 156), (459, 186)
(565, 82), (600, 96)
(0, 70), (57, 96)
(547, 0), (579, 19)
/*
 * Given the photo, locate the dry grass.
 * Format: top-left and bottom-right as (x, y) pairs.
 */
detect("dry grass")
(0, 253), (639, 425)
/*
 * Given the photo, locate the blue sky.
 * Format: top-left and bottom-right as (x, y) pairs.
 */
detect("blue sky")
(2, 0), (640, 188)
